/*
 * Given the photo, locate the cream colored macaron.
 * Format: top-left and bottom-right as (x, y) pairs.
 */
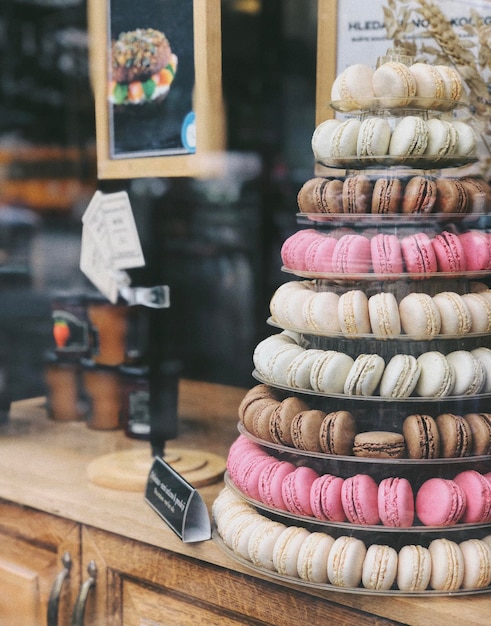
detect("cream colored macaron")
(331, 63), (375, 109)
(372, 61), (417, 107)
(311, 119), (341, 160)
(409, 62), (446, 108)
(389, 116), (428, 157)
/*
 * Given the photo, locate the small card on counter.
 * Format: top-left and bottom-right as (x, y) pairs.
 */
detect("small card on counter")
(145, 456), (211, 543)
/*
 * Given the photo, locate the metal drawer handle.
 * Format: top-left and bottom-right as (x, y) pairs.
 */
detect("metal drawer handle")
(47, 551), (72, 626)
(71, 560), (97, 626)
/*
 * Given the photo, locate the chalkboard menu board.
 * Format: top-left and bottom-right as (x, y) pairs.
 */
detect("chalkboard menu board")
(89, 0), (224, 178)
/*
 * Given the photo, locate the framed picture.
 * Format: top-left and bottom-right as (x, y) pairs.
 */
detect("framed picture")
(88, 0), (224, 179)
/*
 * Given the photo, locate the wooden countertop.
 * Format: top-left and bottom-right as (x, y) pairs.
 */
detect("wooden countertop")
(0, 379), (490, 625)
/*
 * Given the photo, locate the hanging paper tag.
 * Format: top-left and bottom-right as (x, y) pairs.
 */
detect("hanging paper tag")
(82, 190), (145, 270)
(79, 225), (121, 303)
(81, 191), (169, 307)
(145, 456), (211, 543)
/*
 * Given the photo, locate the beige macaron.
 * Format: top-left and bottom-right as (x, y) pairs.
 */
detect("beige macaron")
(461, 293), (491, 333)
(399, 292), (442, 338)
(389, 116), (429, 157)
(435, 65), (463, 109)
(397, 545), (431, 591)
(409, 62), (446, 108)
(310, 350), (355, 394)
(429, 538), (464, 591)
(338, 289), (371, 337)
(372, 61), (417, 107)
(331, 63), (375, 109)
(415, 351), (455, 398)
(432, 292), (471, 336)
(302, 291), (341, 334)
(311, 119), (341, 160)
(344, 354), (385, 396)
(272, 526), (311, 577)
(327, 536), (367, 588)
(368, 292), (401, 338)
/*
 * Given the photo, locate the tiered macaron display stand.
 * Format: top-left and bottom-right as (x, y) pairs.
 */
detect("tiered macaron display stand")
(213, 54), (491, 596)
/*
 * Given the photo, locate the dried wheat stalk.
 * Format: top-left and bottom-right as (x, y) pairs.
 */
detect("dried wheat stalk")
(383, 0), (491, 175)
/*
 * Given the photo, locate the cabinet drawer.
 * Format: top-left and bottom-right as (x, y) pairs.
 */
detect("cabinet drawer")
(122, 579), (256, 625)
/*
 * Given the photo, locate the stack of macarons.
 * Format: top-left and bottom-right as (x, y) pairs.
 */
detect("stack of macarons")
(213, 487), (491, 591)
(280, 229), (491, 276)
(253, 332), (491, 399)
(297, 175), (490, 216)
(312, 116), (476, 163)
(270, 281), (491, 339)
(330, 60), (464, 113)
(226, 440), (491, 529)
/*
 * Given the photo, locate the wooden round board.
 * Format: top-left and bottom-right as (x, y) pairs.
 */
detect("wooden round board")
(87, 447), (226, 491)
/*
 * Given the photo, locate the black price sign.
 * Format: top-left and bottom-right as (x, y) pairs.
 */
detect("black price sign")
(145, 456), (211, 542)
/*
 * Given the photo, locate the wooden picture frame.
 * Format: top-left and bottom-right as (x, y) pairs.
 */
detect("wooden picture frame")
(315, 0), (338, 127)
(88, 0), (225, 179)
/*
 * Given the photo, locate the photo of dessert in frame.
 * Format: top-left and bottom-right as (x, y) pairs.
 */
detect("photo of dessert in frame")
(108, 0), (195, 159)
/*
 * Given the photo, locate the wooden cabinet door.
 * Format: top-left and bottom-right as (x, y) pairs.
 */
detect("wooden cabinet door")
(0, 500), (80, 626)
(80, 526), (257, 626)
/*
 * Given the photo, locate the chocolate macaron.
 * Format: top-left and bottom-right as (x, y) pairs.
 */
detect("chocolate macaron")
(463, 413), (491, 456)
(403, 414), (440, 459)
(290, 409), (326, 452)
(297, 177), (328, 213)
(434, 178), (470, 214)
(319, 410), (357, 455)
(401, 176), (437, 214)
(436, 413), (473, 458)
(353, 431), (406, 458)
(269, 396), (310, 446)
(371, 177), (402, 214)
(342, 174), (373, 214)
(320, 179), (344, 213)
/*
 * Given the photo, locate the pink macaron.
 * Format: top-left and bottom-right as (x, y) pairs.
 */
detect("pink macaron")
(378, 477), (415, 527)
(235, 454), (276, 501)
(331, 234), (372, 274)
(304, 234), (337, 273)
(432, 230), (467, 273)
(401, 232), (437, 275)
(280, 229), (319, 270)
(227, 435), (259, 466)
(454, 470), (491, 523)
(415, 477), (466, 526)
(370, 233), (404, 276)
(310, 473), (346, 522)
(281, 466), (319, 517)
(341, 473), (380, 525)
(258, 460), (296, 511)
(459, 230), (491, 271)
(226, 440), (268, 481)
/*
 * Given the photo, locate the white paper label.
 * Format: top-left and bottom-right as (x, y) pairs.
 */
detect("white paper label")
(82, 190), (145, 271)
(79, 225), (121, 303)
(80, 190), (147, 302)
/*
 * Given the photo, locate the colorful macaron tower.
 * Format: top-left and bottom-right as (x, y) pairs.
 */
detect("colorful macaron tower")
(213, 49), (491, 594)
